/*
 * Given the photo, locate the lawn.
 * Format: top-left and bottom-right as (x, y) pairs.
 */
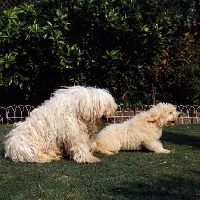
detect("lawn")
(0, 124), (200, 200)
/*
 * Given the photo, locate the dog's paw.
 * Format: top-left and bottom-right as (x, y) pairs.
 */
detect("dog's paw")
(88, 156), (100, 163)
(104, 150), (115, 155)
(74, 155), (100, 163)
(157, 149), (170, 153)
(97, 149), (116, 155)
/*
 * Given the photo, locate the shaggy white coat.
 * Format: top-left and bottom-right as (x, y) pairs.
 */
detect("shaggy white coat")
(4, 86), (117, 163)
(92, 103), (179, 155)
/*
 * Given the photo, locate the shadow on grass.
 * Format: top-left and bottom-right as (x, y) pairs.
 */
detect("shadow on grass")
(109, 174), (200, 200)
(190, 170), (200, 176)
(1, 149), (5, 158)
(162, 131), (200, 149)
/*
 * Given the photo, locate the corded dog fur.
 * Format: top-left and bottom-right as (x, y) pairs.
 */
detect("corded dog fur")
(4, 86), (117, 163)
(92, 103), (179, 155)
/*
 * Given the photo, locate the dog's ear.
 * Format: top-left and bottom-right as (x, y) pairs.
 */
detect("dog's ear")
(145, 112), (160, 123)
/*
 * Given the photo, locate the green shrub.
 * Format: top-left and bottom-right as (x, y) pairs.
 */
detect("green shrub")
(0, 0), (200, 105)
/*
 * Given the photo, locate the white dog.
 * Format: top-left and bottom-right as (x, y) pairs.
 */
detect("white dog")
(4, 86), (117, 163)
(92, 103), (179, 155)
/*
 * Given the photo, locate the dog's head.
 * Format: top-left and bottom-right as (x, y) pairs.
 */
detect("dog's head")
(72, 87), (117, 123)
(145, 102), (180, 127)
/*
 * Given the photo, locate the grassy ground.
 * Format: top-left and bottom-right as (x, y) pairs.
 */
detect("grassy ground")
(0, 124), (200, 200)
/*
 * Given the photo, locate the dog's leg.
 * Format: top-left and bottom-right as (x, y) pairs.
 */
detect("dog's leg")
(96, 148), (115, 155)
(38, 151), (62, 162)
(144, 140), (170, 153)
(66, 141), (100, 163)
(92, 141), (118, 155)
(72, 145), (100, 163)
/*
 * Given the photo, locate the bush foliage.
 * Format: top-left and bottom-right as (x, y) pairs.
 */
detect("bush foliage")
(0, 0), (200, 105)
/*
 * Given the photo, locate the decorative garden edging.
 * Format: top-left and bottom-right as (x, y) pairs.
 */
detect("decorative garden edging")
(0, 104), (199, 124)
(106, 105), (200, 124)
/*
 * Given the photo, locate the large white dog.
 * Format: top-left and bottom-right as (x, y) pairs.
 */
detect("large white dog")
(4, 86), (117, 163)
(92, 103), (179, 155)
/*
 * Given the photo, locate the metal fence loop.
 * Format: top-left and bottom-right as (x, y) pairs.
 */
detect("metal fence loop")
(0, 104), (199, 124)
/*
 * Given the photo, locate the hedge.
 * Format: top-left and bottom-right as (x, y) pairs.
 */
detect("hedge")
(0, 0), (200, 105)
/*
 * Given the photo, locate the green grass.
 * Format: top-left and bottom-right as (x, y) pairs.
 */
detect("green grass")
(0, 124), (200, 200)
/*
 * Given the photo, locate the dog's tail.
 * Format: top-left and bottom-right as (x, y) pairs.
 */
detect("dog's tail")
(4, 132), (38, 162)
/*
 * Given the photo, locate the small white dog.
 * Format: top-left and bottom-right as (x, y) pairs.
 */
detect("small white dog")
(92, 103), (179, 155)
(4, 86), (117, 163)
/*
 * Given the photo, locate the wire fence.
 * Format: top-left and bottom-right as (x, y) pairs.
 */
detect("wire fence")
(107, 105), (200, 124)
(0, 105), (35, 124)
(0, 104), (199, 124)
